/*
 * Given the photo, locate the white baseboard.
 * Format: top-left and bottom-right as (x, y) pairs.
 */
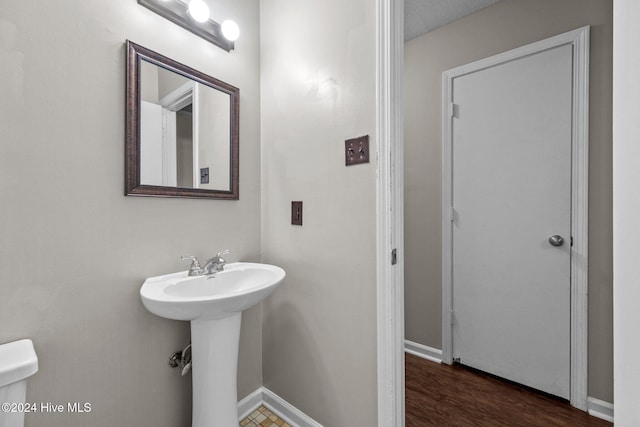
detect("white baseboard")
(238, 387), (323, 427)
(404, 339), (443, 364)
(587, 397), (614, 423)
(238, 388), (264, 420)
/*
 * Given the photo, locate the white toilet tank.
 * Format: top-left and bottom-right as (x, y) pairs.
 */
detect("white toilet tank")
(0, 339), (38, 427)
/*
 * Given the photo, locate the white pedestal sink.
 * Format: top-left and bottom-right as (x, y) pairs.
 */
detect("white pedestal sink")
(140, 262), (285, 427)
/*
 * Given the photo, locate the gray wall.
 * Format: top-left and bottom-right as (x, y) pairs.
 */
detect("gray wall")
(260, 0), (378, 425)
(404, 0), (613, 402)
(0, 0), (261, 426)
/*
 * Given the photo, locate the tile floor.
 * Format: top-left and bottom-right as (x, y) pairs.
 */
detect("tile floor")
(239, 405), (291, 427)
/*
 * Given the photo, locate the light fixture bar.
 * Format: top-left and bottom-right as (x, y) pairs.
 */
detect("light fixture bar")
(138, 0), (234, 51)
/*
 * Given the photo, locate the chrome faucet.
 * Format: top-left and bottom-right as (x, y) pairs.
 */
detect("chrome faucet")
(202, 250), (230, 275)
(181, 250), (230, 277)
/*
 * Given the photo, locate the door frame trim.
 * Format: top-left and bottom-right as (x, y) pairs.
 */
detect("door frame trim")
(441, 26), (590, 410)
(376, 0), (405, 425)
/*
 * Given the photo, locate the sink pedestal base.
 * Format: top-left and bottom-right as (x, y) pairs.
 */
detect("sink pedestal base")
(191, 313), (241, 427)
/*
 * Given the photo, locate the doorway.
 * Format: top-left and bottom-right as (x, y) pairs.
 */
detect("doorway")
(377, 0), (614, 425)
(441, 27), (589, 402)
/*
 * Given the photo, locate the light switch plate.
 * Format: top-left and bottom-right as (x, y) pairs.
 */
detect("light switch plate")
(200, 167), (210, 184)
(291, 201), (303, 225)
(345, 135), (370, 166)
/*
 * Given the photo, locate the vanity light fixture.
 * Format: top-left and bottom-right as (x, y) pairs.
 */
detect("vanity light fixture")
(137, 0), (238, 51)
(187, 0), (210, 23)
(220, 19), (240, 42)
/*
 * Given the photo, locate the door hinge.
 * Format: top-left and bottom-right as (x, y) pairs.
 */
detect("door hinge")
(450, 309), (454, 326)
(391, 248), (397, 265)
(571, 236), (574, 247)
(449, 103), (459, 118)
(449, 207), (455, 222)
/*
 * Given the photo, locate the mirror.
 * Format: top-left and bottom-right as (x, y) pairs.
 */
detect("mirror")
(126, 41), (239, 199)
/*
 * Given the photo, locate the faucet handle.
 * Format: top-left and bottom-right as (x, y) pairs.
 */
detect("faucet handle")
(181, 255), (201, 266)
(181, 255), (203, 276)
(216, 249), (230, 258)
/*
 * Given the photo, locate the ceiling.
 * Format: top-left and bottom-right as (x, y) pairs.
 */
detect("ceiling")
(405, 0), (504, 41)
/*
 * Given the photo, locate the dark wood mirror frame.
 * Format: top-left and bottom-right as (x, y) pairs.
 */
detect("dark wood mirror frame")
(125, 40), (239, 199)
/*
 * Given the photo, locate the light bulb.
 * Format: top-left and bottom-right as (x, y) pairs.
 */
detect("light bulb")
(187, 0), (210, 23)
(221, 19), (240, 41)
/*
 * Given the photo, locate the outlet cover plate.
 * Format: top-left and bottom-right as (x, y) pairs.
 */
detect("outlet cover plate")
(345, 135), (369, 166)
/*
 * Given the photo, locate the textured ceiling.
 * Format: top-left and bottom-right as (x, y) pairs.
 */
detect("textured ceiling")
(405, 0), (504, 41)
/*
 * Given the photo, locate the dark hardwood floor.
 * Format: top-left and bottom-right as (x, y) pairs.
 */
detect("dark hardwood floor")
(405, 354), (612, 427)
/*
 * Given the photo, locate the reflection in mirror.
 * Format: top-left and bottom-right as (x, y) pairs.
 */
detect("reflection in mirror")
(126, 41), (239, 199)
(139, 61), (231, 191)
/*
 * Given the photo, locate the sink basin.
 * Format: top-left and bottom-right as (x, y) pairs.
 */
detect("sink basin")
(140, 261), (285, 427)
(140, 262), (285, 321)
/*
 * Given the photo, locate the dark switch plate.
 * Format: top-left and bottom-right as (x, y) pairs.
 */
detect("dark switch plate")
(200, 167), (210, 184)
(291, 201), (303, 226)
(345, 135), (369, 166)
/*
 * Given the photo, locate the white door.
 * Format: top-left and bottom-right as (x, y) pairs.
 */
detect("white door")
(140, 101), (177, 186)
(140, 100), (164, 186)
(450, 43), (573, 399)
